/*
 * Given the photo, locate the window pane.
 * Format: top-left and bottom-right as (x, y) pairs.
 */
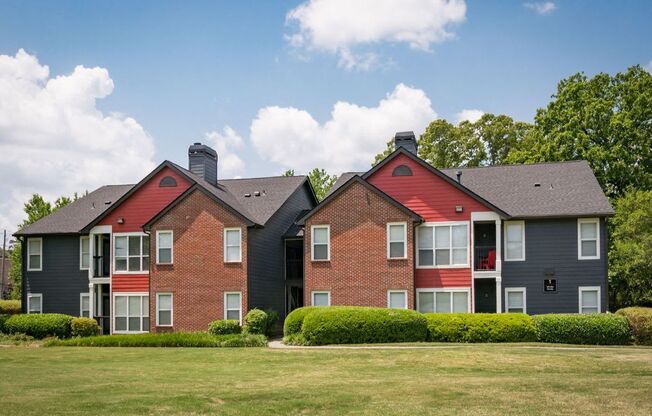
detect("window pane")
(226, 293), (241, 309)
(81, 253), (89, 269)
(158, 232), (172, 248)
(389, 292), (406, 309)
(142, 236), (149, 253)
(128, 257), (140, 271)
(313, 244), (328, 260)
(581, 241), (597, 257)
(115, 236), (127, 257)
(580, 222), (597, 239)
(129, 236), (141, 256)
(81, 238), (90, 269)
(435, 227), (450, 248)
(28, 239), (41, 253)
(452, 292), (468, 312)
(115, 258), (127, 271)
(507, 291), (524, 309)
(115, 317), (127, 331)
(418, 250), (433, 266)
(142, 256), (149, 272)
(582, 307), (599, 314)
(389, 242), (404, 258)
(435, 292), (451, 313)
(142, 296), (149, 317)
(389, 224), (404, 241)
(418, 227), (433, 249)
(81, 295), (89, 311)
(582, 290), (598, 308)
(158, 294), (171, 310)
(313, 228), (328, 244)
(452, 248), (466, 265)
(226, 246), (240, 262)
(142, 317), (150, 330)
(158, 310), (171, 326)
(28, 296), (41, 313)
(313, 293), (329, 306)
(452, 225), (467, 247)
(158, 248), (172, 263)
(435, 249), (450, 265)
(506, 242), (523, 260)
(506, 223), (522, 242)
(29, 255), (41, 270)
(128, 317), (141, 331)
(418, 292), (434, 313)
(115, 296), (127, 316)
(226, 230), (240, 246)
(128, 296), (141, 316)
(226, 310), (240, 320)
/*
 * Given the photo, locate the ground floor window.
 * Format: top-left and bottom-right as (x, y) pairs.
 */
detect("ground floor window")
(27, 293), (42, 314)
(224, 292), (242, 322)
(156, 293), (173, 326)
(114, 294), (149, 333)
(505, 288), (526, 313)
(417, 289), (469, 313)
(387, 290), (407, 309)
(579, 286), (600, 314)
(311, 291), (331, 307)
(80, 293), (90, 317)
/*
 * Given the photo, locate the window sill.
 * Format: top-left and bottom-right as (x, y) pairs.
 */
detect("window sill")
(416, 265), (470, 269)
(578, 256), (600, 261)
(311, 259), (330, 262)
(387, 257), (408, 260)
(224, 261), (242, 264)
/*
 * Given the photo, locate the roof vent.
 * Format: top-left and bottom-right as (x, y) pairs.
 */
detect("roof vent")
(244, 193), (251, 198)
(534, 182), (541, 187)
(104, 200), (112, 205)
(254, 191), (261, 197)
(456, 171), (462, 183)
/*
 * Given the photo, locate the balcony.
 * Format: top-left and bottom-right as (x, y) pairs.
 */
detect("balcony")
(474, 222), (496, 272)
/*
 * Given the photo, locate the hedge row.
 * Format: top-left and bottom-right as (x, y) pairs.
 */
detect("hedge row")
(426, 313), (537, 343)
(0, 300), (21, 315)
(615, 307), (652, 345)
(532, 314), (631, 345)
(46, 332), (267, 348)
(3, 314), (74, 339)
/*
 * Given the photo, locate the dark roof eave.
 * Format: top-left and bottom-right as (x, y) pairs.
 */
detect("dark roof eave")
(507, 212), (615, 220)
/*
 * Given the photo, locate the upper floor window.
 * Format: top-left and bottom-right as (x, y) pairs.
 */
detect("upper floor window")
(80, 236), (90, 270)
(387, 223), (407, 259)
(505, 287), (526, 313)
(224, 228), (242, 263)
(504, 221), (525, 261)
(114, 234), (149, 273)
(156, 231), (173, 264)
(27, 293), (42, 314)
(578, 218), (600, 260)
(159, 176), (177, 187)
(27, 238), (42, 271)
(579, 286), (600, 314)
(311, 225), (330, 261)
(417, 223), (468, 267)
(392, 165), (413, 176)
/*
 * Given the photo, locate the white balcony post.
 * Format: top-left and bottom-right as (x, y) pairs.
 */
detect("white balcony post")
(495, 276), (502, 313)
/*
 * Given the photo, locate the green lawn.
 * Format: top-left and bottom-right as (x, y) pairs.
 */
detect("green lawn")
(0, 344), (650, 415)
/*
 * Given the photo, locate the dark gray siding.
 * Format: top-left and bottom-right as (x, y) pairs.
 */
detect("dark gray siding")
(247, 183), (315, 319)
(501, 218), (608, 314)
(22, 235), (88, 316)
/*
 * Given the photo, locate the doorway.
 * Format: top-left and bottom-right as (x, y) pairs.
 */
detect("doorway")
(474, 278), (496, 313)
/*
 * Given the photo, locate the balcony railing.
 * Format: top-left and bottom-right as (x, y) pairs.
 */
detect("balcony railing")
(475, 245), (496, 271)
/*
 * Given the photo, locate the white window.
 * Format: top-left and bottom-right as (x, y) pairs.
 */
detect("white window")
(80, 236), (90, 270)
(27, 293), (42, 314)
(156, 293), (173, 326)
(114, 234), (150, 273)
(311, 225), (330, 261)
(224, 292), (242, 322)
(114, 294), (149, 333)
(311, 291), (331, 306)
(578, 218), (600, 260)
(387, 290), (407, 309)
(27, 238), (42, 271)
(579, 286), (601, 314)
(505, 288), (526, 313)
(224, 228), (242, 263)
(417, 289), (469, 313)
(504, 221), (525, 261)
(80, 293), (90, 317)
(417, 223), (468, 267)
(387, 223), (407, 259)
(156, 231), (173, 264)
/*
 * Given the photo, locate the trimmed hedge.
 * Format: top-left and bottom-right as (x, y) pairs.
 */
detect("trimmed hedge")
(208, 320), (242, 335)
(283, 306), (318, 336)
(243, 309), (268, 335)
(533, 314), (631, 345)
(263, 309), (279, 336)
(300, 306), (428, 345)
(0, 300), (21, 315)
(425, 313), (538, 343)
(46, 332), (267, 348)
(0, 314), (9, 333)
(3, 314), (73, 339)
(71, 317), (100, 337)
(616, 307), (652, 345)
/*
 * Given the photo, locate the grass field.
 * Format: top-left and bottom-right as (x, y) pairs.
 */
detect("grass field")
(0, 344), (651, 415)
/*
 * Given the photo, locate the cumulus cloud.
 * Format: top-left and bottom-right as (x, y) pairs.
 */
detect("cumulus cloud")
(644, 60), (652, 73)
(524, 2), (557, 15)
(203, 126), (246, 178)
(0, 49), (156, 234)
(286, 0), (467, 70)
(249, 83), (437, 173)
(455, 109), (484, 124)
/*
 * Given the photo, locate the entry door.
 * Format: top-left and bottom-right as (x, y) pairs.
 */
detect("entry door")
(474, 279), (496, 313)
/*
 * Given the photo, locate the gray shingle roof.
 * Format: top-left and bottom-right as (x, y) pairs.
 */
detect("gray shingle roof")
(15, 185), (133, 236)
(326, 172), (362, 197)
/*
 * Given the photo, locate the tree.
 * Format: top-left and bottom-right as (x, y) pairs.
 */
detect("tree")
(282, 169), (295, 177)
(308, 168), (337, 201)
(507, 66), (652, 199)
(608, 189), (652, 309)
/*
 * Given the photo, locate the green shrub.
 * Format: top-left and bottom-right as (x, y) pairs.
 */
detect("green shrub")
(71, 317), (100, 337)
(208, 320), (241, 335)
(425, 313), (538, 343)
(284, 306), (318, 336)
(264, 309), (279, 336)
(46, 332), (267, 348)
(0, 333), (36, 345)
(283, 332), (308, 346)
(301, 306), (428, 345)
(616, 307), (652, 345)
(0, 300), (21, 315)
(243, 309), (268, 335)
(0, 314), (10, 333)
(533, 314), (631, 345)
(4, 314), (73, 339)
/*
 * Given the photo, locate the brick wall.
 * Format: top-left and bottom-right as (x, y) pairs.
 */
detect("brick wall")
(304, 181), (415, 308)
(149, 189), (248, 332)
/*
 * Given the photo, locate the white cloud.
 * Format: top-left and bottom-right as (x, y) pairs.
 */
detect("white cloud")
(203, 126), (246, 177)
(0, 49), (156, 234)
(249, 83), (437, 173)
(286, 0), (467, 70)
(455, 109), (484, 124)
(644, 60), (652, 73)
(524, 2), (557, 15)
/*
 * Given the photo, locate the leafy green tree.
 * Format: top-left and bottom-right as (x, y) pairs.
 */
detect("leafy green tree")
(608, 189), (652, 309)
(282, 169), (295, 177)
(308, 168), (337, 202)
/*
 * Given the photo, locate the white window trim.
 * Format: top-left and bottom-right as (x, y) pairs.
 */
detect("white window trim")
(503, 221), (525, 262)
(504, 287), (527, 313)
(79, 236), (90, 270)
(27, 237), (43, 272)
(416, 288), (471, 313)
(112, 292), (149, 334)
(311, 290), (331, 306)
(387, 290), (408, 309)
(156, 230), (174, 265)
(156, 293), (173, 327)
(113, 232), (150, 274)
(578, 286), (601, 314)
(578, 218), (600, 260)
(27, 293), (42, 314)
(224, 228), (242, 263)
(416, 221), (470, 269)
(80, 293), (90, 317)
(224, 291), (243, 324)
(311, 225), (330, 262)
(387, 222), (408, 259)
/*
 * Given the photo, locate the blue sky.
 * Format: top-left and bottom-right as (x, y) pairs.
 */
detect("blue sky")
(0, 0), (650, 232)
